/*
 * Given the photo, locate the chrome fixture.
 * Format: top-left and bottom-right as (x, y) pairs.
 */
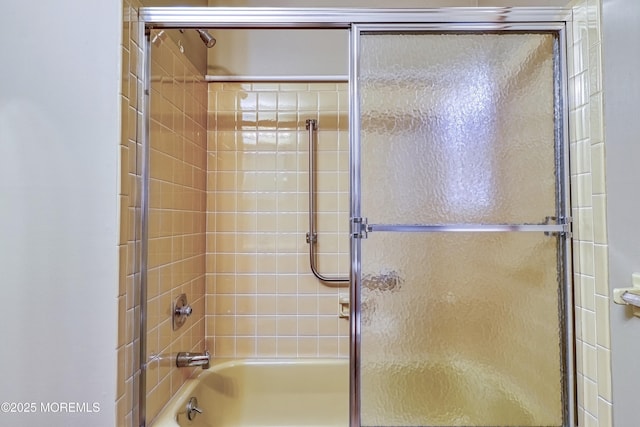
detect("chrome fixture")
(306, 119), (349, 285)
(613, 273), (640, 317)
(151, 30), (166, 44)
(172, 293), (193, 331)
(186, 397), (203, 421)
(177, 29), (217, 48)
(196, 29), (216, 48)
(176, 350), (210, 369)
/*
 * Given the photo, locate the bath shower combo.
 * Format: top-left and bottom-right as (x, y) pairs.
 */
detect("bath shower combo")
(139, 6), (576, 427)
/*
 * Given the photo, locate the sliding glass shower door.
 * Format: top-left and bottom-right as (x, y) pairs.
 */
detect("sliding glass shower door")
(351, 26), (572, 427)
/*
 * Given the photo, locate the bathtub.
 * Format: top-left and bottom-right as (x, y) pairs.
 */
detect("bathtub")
(151, 358), (349, 427)
(152, 357), (550, 427)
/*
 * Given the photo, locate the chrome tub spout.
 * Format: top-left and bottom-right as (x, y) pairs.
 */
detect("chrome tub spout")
(176, 350), (210, 369)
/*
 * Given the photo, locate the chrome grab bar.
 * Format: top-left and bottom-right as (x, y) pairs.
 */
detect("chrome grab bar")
(306, 119), (348, 285)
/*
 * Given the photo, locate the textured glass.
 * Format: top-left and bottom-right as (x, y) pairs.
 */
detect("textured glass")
(358, 32), (564, 427)
(360, 233), (563, 426)
(360, 32), (557, 225)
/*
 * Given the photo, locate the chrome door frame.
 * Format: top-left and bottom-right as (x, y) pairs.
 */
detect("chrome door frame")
(350, 22), (573, 427)
(138, 7), (574, 427)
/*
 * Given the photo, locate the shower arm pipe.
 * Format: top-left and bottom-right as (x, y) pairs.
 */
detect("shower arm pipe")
(306, 119), (349, 285)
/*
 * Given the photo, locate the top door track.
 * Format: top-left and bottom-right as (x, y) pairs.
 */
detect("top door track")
(140, 7), (571, 29)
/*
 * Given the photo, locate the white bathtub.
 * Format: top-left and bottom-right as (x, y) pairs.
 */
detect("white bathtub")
(151, 359), (349, 427)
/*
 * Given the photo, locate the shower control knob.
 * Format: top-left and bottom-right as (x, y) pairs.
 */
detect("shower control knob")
(172, 293), (193, 330)
(175, 305), (193, 317)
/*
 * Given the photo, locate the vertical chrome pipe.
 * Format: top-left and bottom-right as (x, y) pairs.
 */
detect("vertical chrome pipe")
(307, 118), (318, 249)
(306, 119), (349, 285)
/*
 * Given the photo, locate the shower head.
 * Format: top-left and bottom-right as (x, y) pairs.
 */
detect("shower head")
(196, 29), (216, 48)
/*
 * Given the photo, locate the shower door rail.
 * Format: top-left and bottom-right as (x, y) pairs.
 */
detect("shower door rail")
(365, 221), (571, 234)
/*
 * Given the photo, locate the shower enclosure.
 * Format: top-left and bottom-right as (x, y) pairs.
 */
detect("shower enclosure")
(139, 7), (574, 427)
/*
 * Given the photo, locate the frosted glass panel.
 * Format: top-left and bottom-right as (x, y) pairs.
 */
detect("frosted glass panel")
(360, 233), (563, 426)
(360, 32), (557, 225)
(357, 31), (565, 427)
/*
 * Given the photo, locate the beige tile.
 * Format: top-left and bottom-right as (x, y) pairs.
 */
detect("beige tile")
(277, 337), (298, 356)
(239, 92), (257, 111)
(257, 316), (277, 335)
(273, 192), (300, 212)
(235, 275), (257, 293)
(318, 337), (339, 357)
(317, 130), (340, 151)
(597, 346), (612, 401)
(236, 316), (256, 336)
(297, 295), (318, 315)
(598, 397), (612, 427)
(592, 194), (607, 244)
(338, 336), (349, 358)
(297, 92), (318, 111)
(276, 316), (297, 336)
(277, 92), (297, 110)
(583, 376), (599, 419)
(582, 342), (597, 381)
(257, 337), (278, 356)
(257, 295), (277, 315)
(217, 91), (237, 111)
(298, 337), (319, 357)
(582, 308), (597, 346)
(581, 275), (596, 311)
(579, 241), (595, 277)
(593, 244), (609, 296)
(236, 295), (257, 315)
(577, 173), (593, 208)
(257, 253), (277, 273)
(591, 142), (605, 194)
(277, 295), (298, 315)
(319, 316), (339, 336)
(258, 92), (277, 111)
(217, 151), (237, 171)
(215, 294), (236, 315)
(318, 92), (338, 111)
(298, 316), (319, 336)
(215, 337), (236, 357)
(279, 83), (307, 92)
(236, 337), (256, 356)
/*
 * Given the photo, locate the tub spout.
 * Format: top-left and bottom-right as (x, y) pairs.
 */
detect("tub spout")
(176, 350), (210, 369)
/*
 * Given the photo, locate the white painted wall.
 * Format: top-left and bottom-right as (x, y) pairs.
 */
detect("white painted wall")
(602, 1), (640, 426)
(0, 2), (120, 427)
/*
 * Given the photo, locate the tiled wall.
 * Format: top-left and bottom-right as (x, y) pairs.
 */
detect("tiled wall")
(568, 1), (612, 426)
(117, 0), (143, 425)
(117, 5), (210, 424)
(144, 31), (209, 423)
(205, 82), (350, 358)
